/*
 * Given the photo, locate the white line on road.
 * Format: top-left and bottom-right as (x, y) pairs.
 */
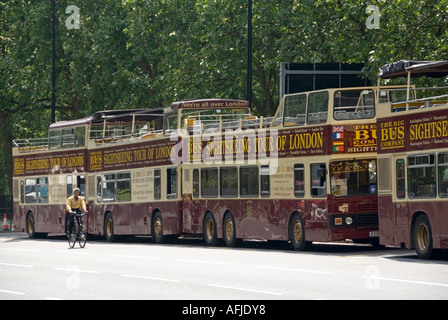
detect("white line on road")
(177, 258), (235, 266)
(363, 276), (448, 288)
(122, 274), (180, 283)
(109, 254), (159, 260)
(53, 267), (101, 274)
(0, 262), (34, 268)
(0, 289), (25, 296)
(1, 248), (39, 252)
(256, 265), (333, 275)
(207, 284), (284, 296)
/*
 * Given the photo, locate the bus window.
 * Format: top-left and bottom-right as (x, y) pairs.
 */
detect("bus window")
(67, 175), (73, 197)
(49, 130), (61, 150)
(97, 176), (102, 202)
(193, 169), (200, 198)
(154, 169), (161, 200)
(294, 164), (305, 198)
(201, 168), (218, 198)
(408, 154), (436, 198)
(20, 180), (24, 204)
(77, 175), (86, 197)
(240, 166), (259, 197)
(74, 126), (86, 147)
(330, 160), (377, 197)
(284, 94), (306, 126)
(311, 164), (326, 197)
(438, 153), (448, 198)
(61, 128), (74, 149)
(36, 177), (48, 203)
(24, 177), (48, 203)
(333, 89), (375, 120)
(307, 91), (328, 125)
(260, 166), (270, 198)
(220, 167), (238, 198)
(25, 179), (36, 203)
(117, 173), (131, 202)
(167, 168), (177, 199)
(396, 159), (406, 199)
(103, 174), (116, 202)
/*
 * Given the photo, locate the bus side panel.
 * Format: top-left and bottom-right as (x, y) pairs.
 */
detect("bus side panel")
(12, 201), (26, 232)
(378, 195), (398, 246)
(92, 201), (181, 236)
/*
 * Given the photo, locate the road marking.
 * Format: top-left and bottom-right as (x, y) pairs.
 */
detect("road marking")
(256, 265), (333, 275)
(177, 258), (235, 266)
(122, 274), (180, 283)
(363, 276), (448, 288)
(109, 254), (158, 260)
(207, 284), (283, 296)
(0, 289), (25, 296)
(0, 262), (34, 268)
(53, 267), (101, 274)
(2, 248), (39, 252)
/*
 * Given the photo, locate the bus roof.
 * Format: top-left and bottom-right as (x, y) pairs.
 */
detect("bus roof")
(49, 108), (165, 129)
(378, 60), (448, 79)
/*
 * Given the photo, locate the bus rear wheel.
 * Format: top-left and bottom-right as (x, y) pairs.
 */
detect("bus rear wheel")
(413, 214), (434, 259)
(289, 213), (311, 251)
(203, 212), (217, 246)
(152, 211), (164, 244)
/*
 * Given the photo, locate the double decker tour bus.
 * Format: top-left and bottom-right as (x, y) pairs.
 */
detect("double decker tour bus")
(11, 99), (253, 242)
(183, 85), (406, 250)
(265, 87), (382, 249)
(376, 60), (448, 259)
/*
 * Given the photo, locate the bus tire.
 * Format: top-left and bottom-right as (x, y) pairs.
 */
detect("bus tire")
(151, 211), (164, 244)
(289, 212), (311, 251)
(413, 214), (434, 259)
(26, 213), (36, 239)
(203, 212), (217, 246)
(223, 212), (237, 247)
(104, 212), (115, 242)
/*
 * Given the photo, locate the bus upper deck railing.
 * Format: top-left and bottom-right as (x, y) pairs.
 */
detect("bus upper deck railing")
(12, 138), (49, 153)
(391, 93), (448, 112)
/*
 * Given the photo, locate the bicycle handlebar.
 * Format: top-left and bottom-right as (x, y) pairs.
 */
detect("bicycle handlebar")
(68, 211), (87, 216)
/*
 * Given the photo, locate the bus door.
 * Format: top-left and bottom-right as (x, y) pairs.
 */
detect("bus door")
(306, 163), (329, 240)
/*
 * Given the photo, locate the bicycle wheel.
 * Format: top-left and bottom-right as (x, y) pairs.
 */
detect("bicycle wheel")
(68, 233), (76, 248)
(78, 225), (87, 248)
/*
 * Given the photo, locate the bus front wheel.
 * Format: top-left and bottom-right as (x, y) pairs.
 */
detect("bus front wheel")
(104, 212), (115, 242)
(26, 213), (36, 239)
(413, 214), (434, 259)
(203, 212), (217, 246)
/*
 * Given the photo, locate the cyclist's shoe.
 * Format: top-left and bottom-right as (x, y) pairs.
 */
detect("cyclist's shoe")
(70, 234), (76, 241)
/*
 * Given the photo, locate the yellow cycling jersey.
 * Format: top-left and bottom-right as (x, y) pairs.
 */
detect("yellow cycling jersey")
(66, 195), (86, 212)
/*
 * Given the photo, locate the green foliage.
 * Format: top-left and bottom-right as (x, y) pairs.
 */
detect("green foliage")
(0, 0), (447, 193)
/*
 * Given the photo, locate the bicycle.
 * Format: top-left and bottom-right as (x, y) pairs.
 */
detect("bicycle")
(67, 209), (87, 248)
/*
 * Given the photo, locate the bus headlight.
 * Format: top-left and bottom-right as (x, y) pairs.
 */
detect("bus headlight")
(345, 217), (353, 225)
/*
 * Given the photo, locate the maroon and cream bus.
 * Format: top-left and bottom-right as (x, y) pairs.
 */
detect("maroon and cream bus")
(376, 60), (448, 259)
(182, 86), (406, 250)
(12, 99), (254, 243)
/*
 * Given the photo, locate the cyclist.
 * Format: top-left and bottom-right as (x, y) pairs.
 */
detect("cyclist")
(66, 188), (86, 239)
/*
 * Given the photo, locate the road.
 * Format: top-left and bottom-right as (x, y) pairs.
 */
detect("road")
(1, 232), (447, 302)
